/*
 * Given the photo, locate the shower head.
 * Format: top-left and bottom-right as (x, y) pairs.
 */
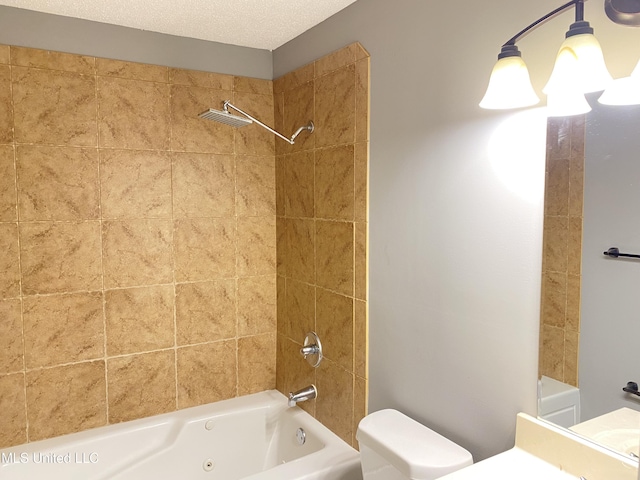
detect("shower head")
(199, 100), (313, 144)
(198, 107), (253, 128)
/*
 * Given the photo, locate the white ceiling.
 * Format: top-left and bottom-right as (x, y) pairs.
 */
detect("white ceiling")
(0, 0), (358, 50)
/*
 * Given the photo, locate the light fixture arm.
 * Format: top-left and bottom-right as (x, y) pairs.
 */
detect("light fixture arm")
(503, 0), (584, 48)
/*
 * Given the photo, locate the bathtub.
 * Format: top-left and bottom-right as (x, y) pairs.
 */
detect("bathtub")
(0, 390), (362, 480)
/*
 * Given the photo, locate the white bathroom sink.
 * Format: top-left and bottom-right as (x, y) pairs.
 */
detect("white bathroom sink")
(570, 408), (640, 457)
(591, 428), (640, 457)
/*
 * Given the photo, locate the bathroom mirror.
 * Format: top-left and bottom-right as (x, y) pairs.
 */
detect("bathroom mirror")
(538, 95), (640, 458)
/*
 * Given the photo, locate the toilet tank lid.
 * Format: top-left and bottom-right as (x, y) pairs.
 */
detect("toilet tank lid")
(356, 409), (473, 479)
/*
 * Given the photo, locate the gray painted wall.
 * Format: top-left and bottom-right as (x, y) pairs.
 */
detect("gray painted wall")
(0, 5), (272, 79)
(580, 101), (640, 422)
(2, 0), (640, 464)
(273, 0), (640, 461)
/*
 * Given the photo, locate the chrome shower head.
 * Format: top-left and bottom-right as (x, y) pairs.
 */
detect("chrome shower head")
(199, 100), (313, 145)
(198, 107), (253, 128)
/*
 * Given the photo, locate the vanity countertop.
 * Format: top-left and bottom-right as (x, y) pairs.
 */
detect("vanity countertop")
(439, 413), (638, 480)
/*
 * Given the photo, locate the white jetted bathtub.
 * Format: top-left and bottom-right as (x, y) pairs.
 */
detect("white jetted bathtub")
(0, 390), (362, 480)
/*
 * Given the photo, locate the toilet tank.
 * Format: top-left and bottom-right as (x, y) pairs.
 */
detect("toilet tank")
(356, 409), (473, 480)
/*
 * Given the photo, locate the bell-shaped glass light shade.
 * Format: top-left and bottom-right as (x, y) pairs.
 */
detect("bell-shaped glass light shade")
(598, 57), (640, 105)
(598, 76), (640, 105)
(544, 33), (613, 94)
(480, 55), (540, 109)
(546, 88), (591, 117)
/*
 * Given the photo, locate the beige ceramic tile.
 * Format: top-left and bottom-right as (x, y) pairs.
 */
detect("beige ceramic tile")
(274, 92), (285, 156)
(354, 42), (370, 61)
(285, 151), (314, 218)
(568, 154), (585, 217)
(283, 82), (315, 154)
(107, 351), (176, 424)
(105, 285), (175, 356)
(97, 58), (168, 82)
(314, 65), (355, 148)
(174, 218), (236, 282)
(316, 288), (353, 372)
(0, 299), (23, 374)
(0, 145), (16, 221)
(169, 84), (234, 154)
(274, 63), (314, 94)
(0, 45), (9, 64)
(12, 66), (97, 146)
(175, 280), (236, 346)
(0, 373), (27, 448)
(276, 216), (287, 275)
(100, 149), (172, 219)
(567, 216), (583, 276)
(23, 292), (104, 368)
(564, 330), (579, 387)
(540, 325), (564, 382)
(20, 221), (102, 295)
(169, 68), (233, 89)
(315, 44), (357, 78)
(354, 300), (367, 378)
(102, 219), (173, 288)
(275, 155), (286, 216)
(546, 117), (572, 161)
(17, 146), (100, 221)
(355, 58), (370, 143)
(172, 152), (235, 218)
(177, 340), (237, 408)
(237, 216), (276, 276)
(236, 155), (276, 217)
(544, 157), (569, 217)
(280, 336), (315, 416)
(238, 333), (276, 396)
(11, 47), (95, 74)
(353, 375), (368, 448)
(316, 359), (354, 445)
(234, 76), (273, 95)
(0, 223), (20, 299)
(0, 66), (12, 144)
(285, 218), (315, 284)
(275, 335), (286, 393)
(26, 361), (106, 441)
(98, 76), (170, 150)
(316, 220), (354, 296)
(354, 143), (368, 223)
(233, 91), (275, 156)
(355, 222), (367, 301)
(542, 215), (569, 273)
(238, 275), (277, 336)
(541, 271), (567, 328)
(277, 276), (287, 336)
(284, 279), (315, 343)
(570, 114), (586, 161)
(315, 145), (354, 220)
(565, 274), (581, 333)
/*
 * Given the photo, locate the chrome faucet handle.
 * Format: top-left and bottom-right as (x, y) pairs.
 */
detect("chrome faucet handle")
(300, 332), (322, 368)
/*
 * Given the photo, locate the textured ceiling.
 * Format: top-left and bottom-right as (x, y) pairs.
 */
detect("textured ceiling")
(0, 0), (358, 50)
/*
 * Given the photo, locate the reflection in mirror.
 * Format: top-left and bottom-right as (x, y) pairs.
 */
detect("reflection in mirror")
(539, 96), (640, 459)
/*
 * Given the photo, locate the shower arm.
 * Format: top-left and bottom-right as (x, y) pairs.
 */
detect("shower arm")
(224, 101), (314, 145)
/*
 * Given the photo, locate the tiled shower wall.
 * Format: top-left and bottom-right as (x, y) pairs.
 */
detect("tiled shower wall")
(274, 43), (370, 448)
(0, 44), (278, 447)
(539, 115), (585, 387)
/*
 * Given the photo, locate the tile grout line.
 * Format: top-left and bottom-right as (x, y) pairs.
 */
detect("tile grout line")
(95, 65), (110, 427)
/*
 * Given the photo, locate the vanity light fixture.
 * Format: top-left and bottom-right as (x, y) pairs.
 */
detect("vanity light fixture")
(598, 58), (640, 105)
(480, 0), (613, 115)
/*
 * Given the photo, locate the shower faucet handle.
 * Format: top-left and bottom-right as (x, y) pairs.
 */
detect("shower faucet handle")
(300, 332), (323, 368)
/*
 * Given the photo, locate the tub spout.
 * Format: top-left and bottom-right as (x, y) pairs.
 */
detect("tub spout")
(288, 385), (317, 407)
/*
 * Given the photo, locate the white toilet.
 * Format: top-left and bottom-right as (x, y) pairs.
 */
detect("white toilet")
(356, 409), (473, 480)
